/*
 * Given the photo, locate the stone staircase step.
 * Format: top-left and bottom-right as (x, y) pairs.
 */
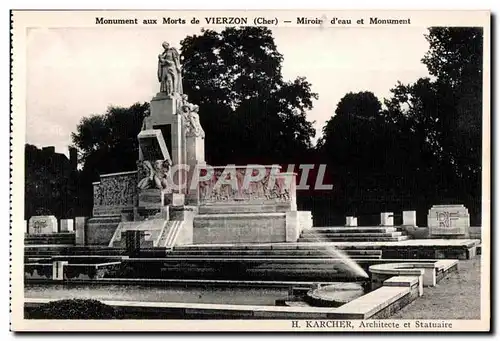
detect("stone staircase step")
(168, 249), (381, 257)
(25, 233), (75, 245)
(167, 254), (381, 260)
(300, 232), (403, 238)
(299, 236), (409, 242)
(173, 244), (376, 251)
(87, 222), (121, 227)
(87, 215), (121, 222)
(309, 227), (400, 233)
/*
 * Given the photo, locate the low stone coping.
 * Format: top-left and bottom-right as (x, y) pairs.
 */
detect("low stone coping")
(24, 297), (337, 315)
(26, 262), (121, 268)
(369, 263), (426, 276)
(99, 170), (137, 178)
(306, 283), (365, 307)
(434, 260), (460, 273)
(368, 260), (459, 288)
(65, 262), (122, 267)
(383, 276), (419, 287)
(195, 213), (286, 218)
(125, 257), (374, 264)
(334, 286), (410, 319)
(25, 263), (51, 267)
(50, 255), (129, 260)
(369, 260), (458, 276)
(74, 277), (340, 288)
(25, 244), (75, 248)
(24, 293), (407, 319)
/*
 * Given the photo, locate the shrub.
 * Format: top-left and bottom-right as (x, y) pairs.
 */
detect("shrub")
(28, 299), (123, 319)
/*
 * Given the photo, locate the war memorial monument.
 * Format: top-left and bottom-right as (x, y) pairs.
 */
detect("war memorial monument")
(22, 40), (482, 322)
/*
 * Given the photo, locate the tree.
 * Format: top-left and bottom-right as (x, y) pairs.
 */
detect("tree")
(422, 27), (483, 183)
(317, 92), (406, 216)
(319, 91), (383, 166)
(317, 26), (484, 225)
(72, 102), (148, 177)
(25, 144), (77, 219)
(380, 27), (483, 224)
(181, 27), (317, 164)
(384, 27), (483, 185)
(70, 103), (147, 216)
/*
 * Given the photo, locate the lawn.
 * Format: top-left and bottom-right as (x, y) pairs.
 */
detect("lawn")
(390, 256), (483, 319)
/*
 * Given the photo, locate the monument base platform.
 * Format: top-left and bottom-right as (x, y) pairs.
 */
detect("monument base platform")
(192, 210), (311, 244)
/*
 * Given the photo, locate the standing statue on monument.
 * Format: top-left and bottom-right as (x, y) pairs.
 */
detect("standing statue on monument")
(157, 41), (183, 96)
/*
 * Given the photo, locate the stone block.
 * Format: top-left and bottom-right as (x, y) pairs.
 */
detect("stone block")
(380, 212), (394, 226)
(86, 223), (118, 246)
(167, 193), (185, 207)
(193, 213), (286, 244)
(345, 216), (357, 227)
(138, 189), (163, 208)
(52, 261), (68, 280)
(402, 211), (417, 227)
(138, 129), (171, 161)
(285, 211), (300, 242)
(186, 135), (205, 165)
(150, 95), (176, 125)
(75, 217), (87, 245)
(298, 211), (313, 230)
(28, 216), (58, 235)
(428, 204), (470, 237)
(469, 226), (481, 240)
(60, 219), (74, 232)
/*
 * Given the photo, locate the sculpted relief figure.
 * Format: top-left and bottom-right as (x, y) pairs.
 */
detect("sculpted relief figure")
(179, 94), (205, 138)
(137, 159), (174, 193)
(141, 108), (153, 131)
(158, 41), (183, 96)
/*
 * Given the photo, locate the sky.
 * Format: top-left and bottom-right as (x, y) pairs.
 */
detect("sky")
(25, 26), (430, 156)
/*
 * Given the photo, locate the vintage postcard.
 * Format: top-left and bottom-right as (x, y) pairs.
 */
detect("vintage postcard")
(10, 9), (490, 332)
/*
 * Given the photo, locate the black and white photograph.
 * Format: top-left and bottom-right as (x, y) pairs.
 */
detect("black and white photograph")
(10, 9), (490, 332)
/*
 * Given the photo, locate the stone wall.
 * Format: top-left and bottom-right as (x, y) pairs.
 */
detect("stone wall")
(193, 213), (287, 244)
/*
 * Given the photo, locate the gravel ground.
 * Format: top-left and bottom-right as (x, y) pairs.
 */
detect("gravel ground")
(390, 256), (483, 319)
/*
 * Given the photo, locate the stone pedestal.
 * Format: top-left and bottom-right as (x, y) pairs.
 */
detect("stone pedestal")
(380, 212), (394, 226)
(403, 211), (417, 227)
(150, 95), (186, 192)
(28, 216), (58, 234)
(75, 217), (87, 245)
(60, 219), (74, 232)
(428, 205), (470, 238)
(186, 135), (205, 165)
(138, 188), (164, 208)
